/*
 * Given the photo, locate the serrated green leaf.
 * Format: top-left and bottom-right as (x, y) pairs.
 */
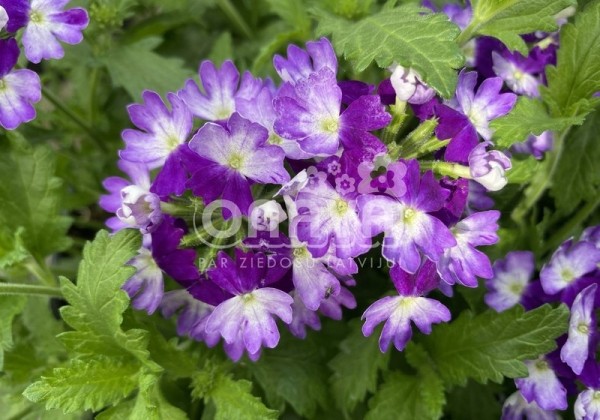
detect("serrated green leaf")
(551, 108), (600, 210)
(365, 372), (439, 420)
(543, 0), (600, 118)
(249, 331), (329, 418)
(446, 380), (502, 420)
(466, 0), (575, 53)
(0, 227), (28, 269)
(422, 304), (569, 385)
(101, 37), (194, 100)
(316, 5), (463, 97)
(0, 295), (27, 370)
(266, 0), (311, 31)
(328, 319), (390, 414)
(23, 357), (140, 413)
(0, 136), (72, 261)
(491, 97), (584, 148)
(405, 343), (446, 420)
(507, 156), (541, 184)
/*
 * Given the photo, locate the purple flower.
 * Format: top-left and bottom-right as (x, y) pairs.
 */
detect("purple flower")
(502, 391), (558, 420)
(120, 90), (193, 170)
(160, 289), (215, 342)
(540, 240), (600, 295)
(288, 291), (321, 339)
(492, 51), (541, 97)
(274, 68), (390, 157)
(0, 39), (41, 130)
(178, 60), (262, 121)
(0, 0), (29, 32)
(0, 6), (7, 30)
(437, 210), (500, 287)
(21, 0), (89, 64)
(448, 70), (517, 141)
(512, 131), (553, 159)
(358, 160), (456, 274)
(99, 160), (160, 232)
(123, 246), (164, 314)
(187, 113), (289, 217)
(581, 225), (600, 249)
(561, 284), (597, 375)
(389, 64), (435, 104)
(319, 285), (356, 320)
(468, 180), (495, 211)
(575, 388), (600, 420)
(203, 250), (294, 361)
(515, 357), (568, 411)
(362, 261), (451, 352)
(442, 3), (472, 30)
(273, 37), (337, 84)
(249, 200), (287, 232)
(468, 142), (512, 192)
(485, 251), (535, 312)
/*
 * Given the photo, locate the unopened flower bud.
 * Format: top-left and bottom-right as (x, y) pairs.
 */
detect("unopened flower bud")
(250, 200), (287, 232)
(117, 185), (162, 233)
(0, 7), (7, 31)
(389, 64), (436, 105)
(468, 143), (511, 191)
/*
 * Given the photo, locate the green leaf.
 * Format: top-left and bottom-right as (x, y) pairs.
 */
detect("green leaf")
(316, 5), (463, 97)
(0, 295), (26, 370)
(23, 357), (140, 413)
(58, 230), (159, 370)
(192, 363), (278, 420)
(422, 304), (569, 385)
(543, 0), (600, 118)
(208, 32), (234, 66)
(364, 372), (440, 420)
(0, 227), (28, 269)
(0, 136), (72, 261)
(465, 0), (576, 53)
(328, 319), (390, 414)
(507, 156), (541, 184)
(101, 37), (194, 99)
(491, 97), (585, 148)
(446, 381), (502, 420)
(551, 108), (600, 210)
(405, 343), (446, 420)
(266, 0), (311, 31)
(248, 332), (329, 417)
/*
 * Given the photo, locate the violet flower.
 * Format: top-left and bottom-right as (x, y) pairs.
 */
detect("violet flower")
(515, 357), (568, 411)
(492, 50), (542, 97)
(502, 391), (558, 420)
(0, 0), (28, 32)
(468, 142), (512, 192)
(178, 60), (262, 121)
(273, 37), (337, 84)
(575, 388), (600, 420)
(560, 283), (597, 375)
(187, 113), (289, 217)
(485, 251), (535, 312)
(160, 289), (215, 342)
(437, 210), (500, 288)
(358, 160), (456, 274)
(0, 38), (41, 130)
(448, 70), (517, 141)
(512, 131), (554, 159)
(120, 90), (193, 170)
(123, 245), (164, 315)
(362, 261), (451, 352)
(21, 0), (89, 64)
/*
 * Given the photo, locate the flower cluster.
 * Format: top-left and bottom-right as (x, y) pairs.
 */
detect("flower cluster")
(100, 1), (564, 364)
(0, 0), (88, 130)
(486, 229), (600, 420)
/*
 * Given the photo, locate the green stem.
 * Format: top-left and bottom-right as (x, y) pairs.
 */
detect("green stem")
(542, 198), (600, 255)
(456, 19), (479, 46)
(42, 88), (107, 152)
(420, 160), (471, 179)
(216, 0), (254, 39)
(0, 282), (63, 298)
(25, 257), (57, 287)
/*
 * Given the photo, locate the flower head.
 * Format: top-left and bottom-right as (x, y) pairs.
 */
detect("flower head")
(492, 50), (542, 97)
(468, 142), (512, 191)
(485, 251), (535, 312)
(575, 388), (600, 420)
(515, 357), (568, 411)
(123, 246), (164, 315)
(502, 391), (558, 420)
(273, 37), (337, 84)
(389, 64), (435, 104)
(540, 240), (600, 295)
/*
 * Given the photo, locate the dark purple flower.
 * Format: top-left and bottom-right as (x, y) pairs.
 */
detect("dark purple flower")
(273, 37), (337, 84)
(358, 160), (456, 274)
(120, 90), (193, 170)
(362, 261), (451, 352)
(0, 38), (41, 130)
(485, 251), (535, 312)
(469, 142), (512, 191)
(0, 0), (29, 32)
(186, 113), (289, 217)
(515, 357), (568, 411)
(178, 60), (262, 122)
(21, 0), (89, 63)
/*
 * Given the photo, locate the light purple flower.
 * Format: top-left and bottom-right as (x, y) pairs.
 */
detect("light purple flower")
(178, 60), (262, 121)
(362, 261), (451, 352)
(274, 68), (390, 157)
(319, 285), (356, 320)
(581, 225), (600, 249)
(21, 0), (89, 64)
(203, 250), (294, 361)
(293, 177), (371, 259)
(512, 131), (553, 159)
(123, 246), (163, 315)
(469, 142), (512, 191)
(389, 64), (435, 105)
(288, 291), (321, 339)
(502, 391), (558, 420)
(448, 70), (517, 141)
(575, 388), (600, 420)
(0, 39), (41, 130)
(515, 357), (568, 411)
(358, 160), (456, 274)
(485, 251), (535, 312)
(120, 90), (193, 170)
(442, 3), (472, 30)
(160, 289), (215, 342)
(249, 200), (287, 233)
(540, 240), (600, 295)
(561, 283), (597, 375)
(187, 113), (289, 217)
(492, 51), (541, 97)
(437, 210), (500, 287)
(273, 37), (337, 84)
